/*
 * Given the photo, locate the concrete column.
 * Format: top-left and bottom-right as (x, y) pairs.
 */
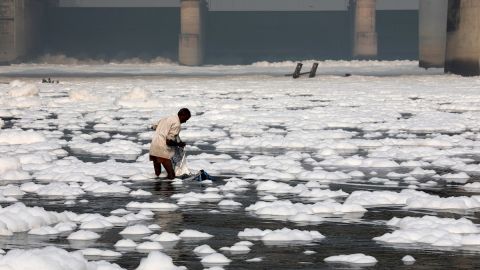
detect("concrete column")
(353, 0), (377, 59)
(445, 0), (480, 76)
(0, 0), (16, 63)
(179, 0), (205, 66)
(0, 0), (45, 64)
(419, 0), (448, 68)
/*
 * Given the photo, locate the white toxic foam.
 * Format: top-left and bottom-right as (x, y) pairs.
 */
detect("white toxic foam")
(8, 81), (39, 97)
(179, 229), (213, 239)
(0, 130), (46, 145)
(374, 215), (480, 247)
(126, 201), (179, 211)
(193, 244), (216, 255)
(120, 225), (152, 235)
(136, 241), (164, 251)
(146, 232), (181, 242)
(201, 253), (232, 264)
(0, 246), (123, 270)
(80, 248), (121, 257)
(345, 189), (431, 207)
(0, 203), (70, 235)
(238, 227), (324, 243)
(324, 253), (377, 265)
(136, 251), (186, 270)
(245, 200), (366, 220)
(402, 255), (416, 264)
(114, 239), (137, 248)
(67, 230), (101, 240)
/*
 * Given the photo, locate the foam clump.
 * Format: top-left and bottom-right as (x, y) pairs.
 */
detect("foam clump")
(324, 253), (377, 265)
(222, 243), (251, 254)
(28, 226), (60, 235)
(218, 200), (242, 207)
(172, 192), (224, 204)
(80, 248), (121, 257)
(126, 201), (179, 211)
(463, 182), (480, 191)
(320, 156), (399, 168)
(193, 244), (216, 255)
(0, 130), (46, 145)
(82, 181), (130, 194)
(374, 215), (480, 247)
(200, 253), (232, 264)
(0, 203), (70, 235)
(146, 232), (181, 242)
(69, 89), (98, 101)
(238, 227), (324, 243)
(0, 157), (28, 182)
(245, 200), (366, 221)
(179, 229), (213, 239)
(68, 138), (142, 160)
(120, 225), (152, 235)
(80, 219), (114, 230)
(8, 81), (39, 97)
(405, 195), (480, 210)
(130, 189), (152, 196)
(0, 246), (123, 270)
(67, 230), (101, 240)
(22, 182), (85, 197)
(116, 87), (159, 108)
(136, 251), (186, 270)
(136, 241), (164, 251)
(441, 172), (470, 183)
(345, 189), (430, 207)
(402, 255), (415, 264)
(114, 239), (137, 248)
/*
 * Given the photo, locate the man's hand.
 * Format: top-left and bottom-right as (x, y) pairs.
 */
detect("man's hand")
(166, 140), (186, 148)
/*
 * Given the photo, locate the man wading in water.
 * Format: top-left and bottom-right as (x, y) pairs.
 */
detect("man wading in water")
(150, 108), (191, 179)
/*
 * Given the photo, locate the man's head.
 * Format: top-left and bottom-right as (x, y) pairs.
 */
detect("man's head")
(178, 108), (191, 123)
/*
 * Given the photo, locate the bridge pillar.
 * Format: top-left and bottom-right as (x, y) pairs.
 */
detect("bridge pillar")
(0, 0), (17, 63)
(353, 0), (377, 59)
(419, 0), (448, 68)
(179, 0), (205, 66)
(445, 0), (480, 76)
(0, 0), (45, 64)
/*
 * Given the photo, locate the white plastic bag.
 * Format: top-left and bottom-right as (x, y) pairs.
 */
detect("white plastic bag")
(172, 147), (191, 177)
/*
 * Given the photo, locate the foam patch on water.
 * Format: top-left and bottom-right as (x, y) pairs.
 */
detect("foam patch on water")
(238, 227), (324, 244)
(69, 138), (142, 160)
(126, 201), (179, 212)
(374, 216), (480, 248)
(179, 229), (213, 239)
(345, 189), (431, 207)
(324, 253), (377, 265)
(120, 225), (152, 235)
(0, 246), (123, 270)
(0, 203), (71, 235)
(246, 200), (366, 221)
(136, 251), (186, 270)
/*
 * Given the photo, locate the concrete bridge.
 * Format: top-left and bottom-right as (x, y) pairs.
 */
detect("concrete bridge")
(0, 0), (479, 76)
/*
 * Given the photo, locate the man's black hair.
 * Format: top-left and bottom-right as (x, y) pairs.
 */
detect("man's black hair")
(178, 108), (191, 118)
